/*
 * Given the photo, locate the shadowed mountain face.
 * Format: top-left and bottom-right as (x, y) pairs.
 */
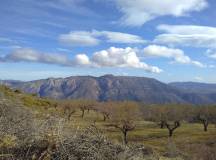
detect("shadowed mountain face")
(169, 82), (216, 94)
(170, 82), (216, 104)
(1, 75), (216, 104)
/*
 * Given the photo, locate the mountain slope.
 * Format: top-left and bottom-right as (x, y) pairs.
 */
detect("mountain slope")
(1, 75), (216, 104)
(170, 82), (216, 104)
(169, 82), (216, 94)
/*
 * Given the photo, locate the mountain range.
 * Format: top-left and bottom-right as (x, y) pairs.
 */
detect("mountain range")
(1, 75), (216, 105)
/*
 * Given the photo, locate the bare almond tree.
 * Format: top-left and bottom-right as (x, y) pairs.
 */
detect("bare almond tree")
(95, 102), (114, 121)
(63, 103), (76, 121)
(194, 106), (216, 132)
(107, 101), (140, 145)
(165, 121), (181, 137)
(76, 99), (96, 118)
(143, 105), (184, 137)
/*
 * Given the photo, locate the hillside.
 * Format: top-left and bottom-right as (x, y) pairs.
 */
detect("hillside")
(170, 82), (216, 94)
(1, 75), (216, 104)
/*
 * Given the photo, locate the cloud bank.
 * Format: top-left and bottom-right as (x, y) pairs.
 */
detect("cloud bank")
(155, 24), (216, 48)
(143, 45), (205, 67)
(0, 45), (205, 72)
(114, 0), (208, 26)
(59, 30), (146, 46)
(0, 47), (162, 73)
(1, 48), (71, 66)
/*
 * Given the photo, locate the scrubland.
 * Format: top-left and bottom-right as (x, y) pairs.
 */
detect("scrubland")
(0, 85), (216, 160)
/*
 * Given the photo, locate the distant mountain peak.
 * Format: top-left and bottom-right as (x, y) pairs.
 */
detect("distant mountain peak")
(101, 74), (115, 78)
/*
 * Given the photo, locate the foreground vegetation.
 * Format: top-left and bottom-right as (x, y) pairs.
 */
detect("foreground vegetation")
(0, 85), (216, 160)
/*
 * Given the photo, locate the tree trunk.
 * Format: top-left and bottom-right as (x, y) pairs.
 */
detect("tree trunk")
(123, 130), (128, 145)
(160, 121), (165, 129)
(160, 123), (164, 129)
(203, 122), (208, 132)
(169, 129), (173, 137)
(103, 115), (106, 121)
(81, 110), (85, 118)
(68, 115), (71, 121)
(68, 113), (72, 121)
(200, 119), (208, 132)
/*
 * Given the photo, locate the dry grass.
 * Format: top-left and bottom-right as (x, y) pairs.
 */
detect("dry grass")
(61, 109), (216, 156)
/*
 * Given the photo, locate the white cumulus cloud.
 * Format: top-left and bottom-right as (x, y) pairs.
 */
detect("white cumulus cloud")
(114, 0), (208, 26)
(143, 45), (205, 67)
(91, 47), (162, 73)
(59, 30), (146, 46)
(154, 24), (216, 48)
(74, 54), (90, 65)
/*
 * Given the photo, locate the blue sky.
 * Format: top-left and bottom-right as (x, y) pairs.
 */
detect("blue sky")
(0, 0), (216, 83)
